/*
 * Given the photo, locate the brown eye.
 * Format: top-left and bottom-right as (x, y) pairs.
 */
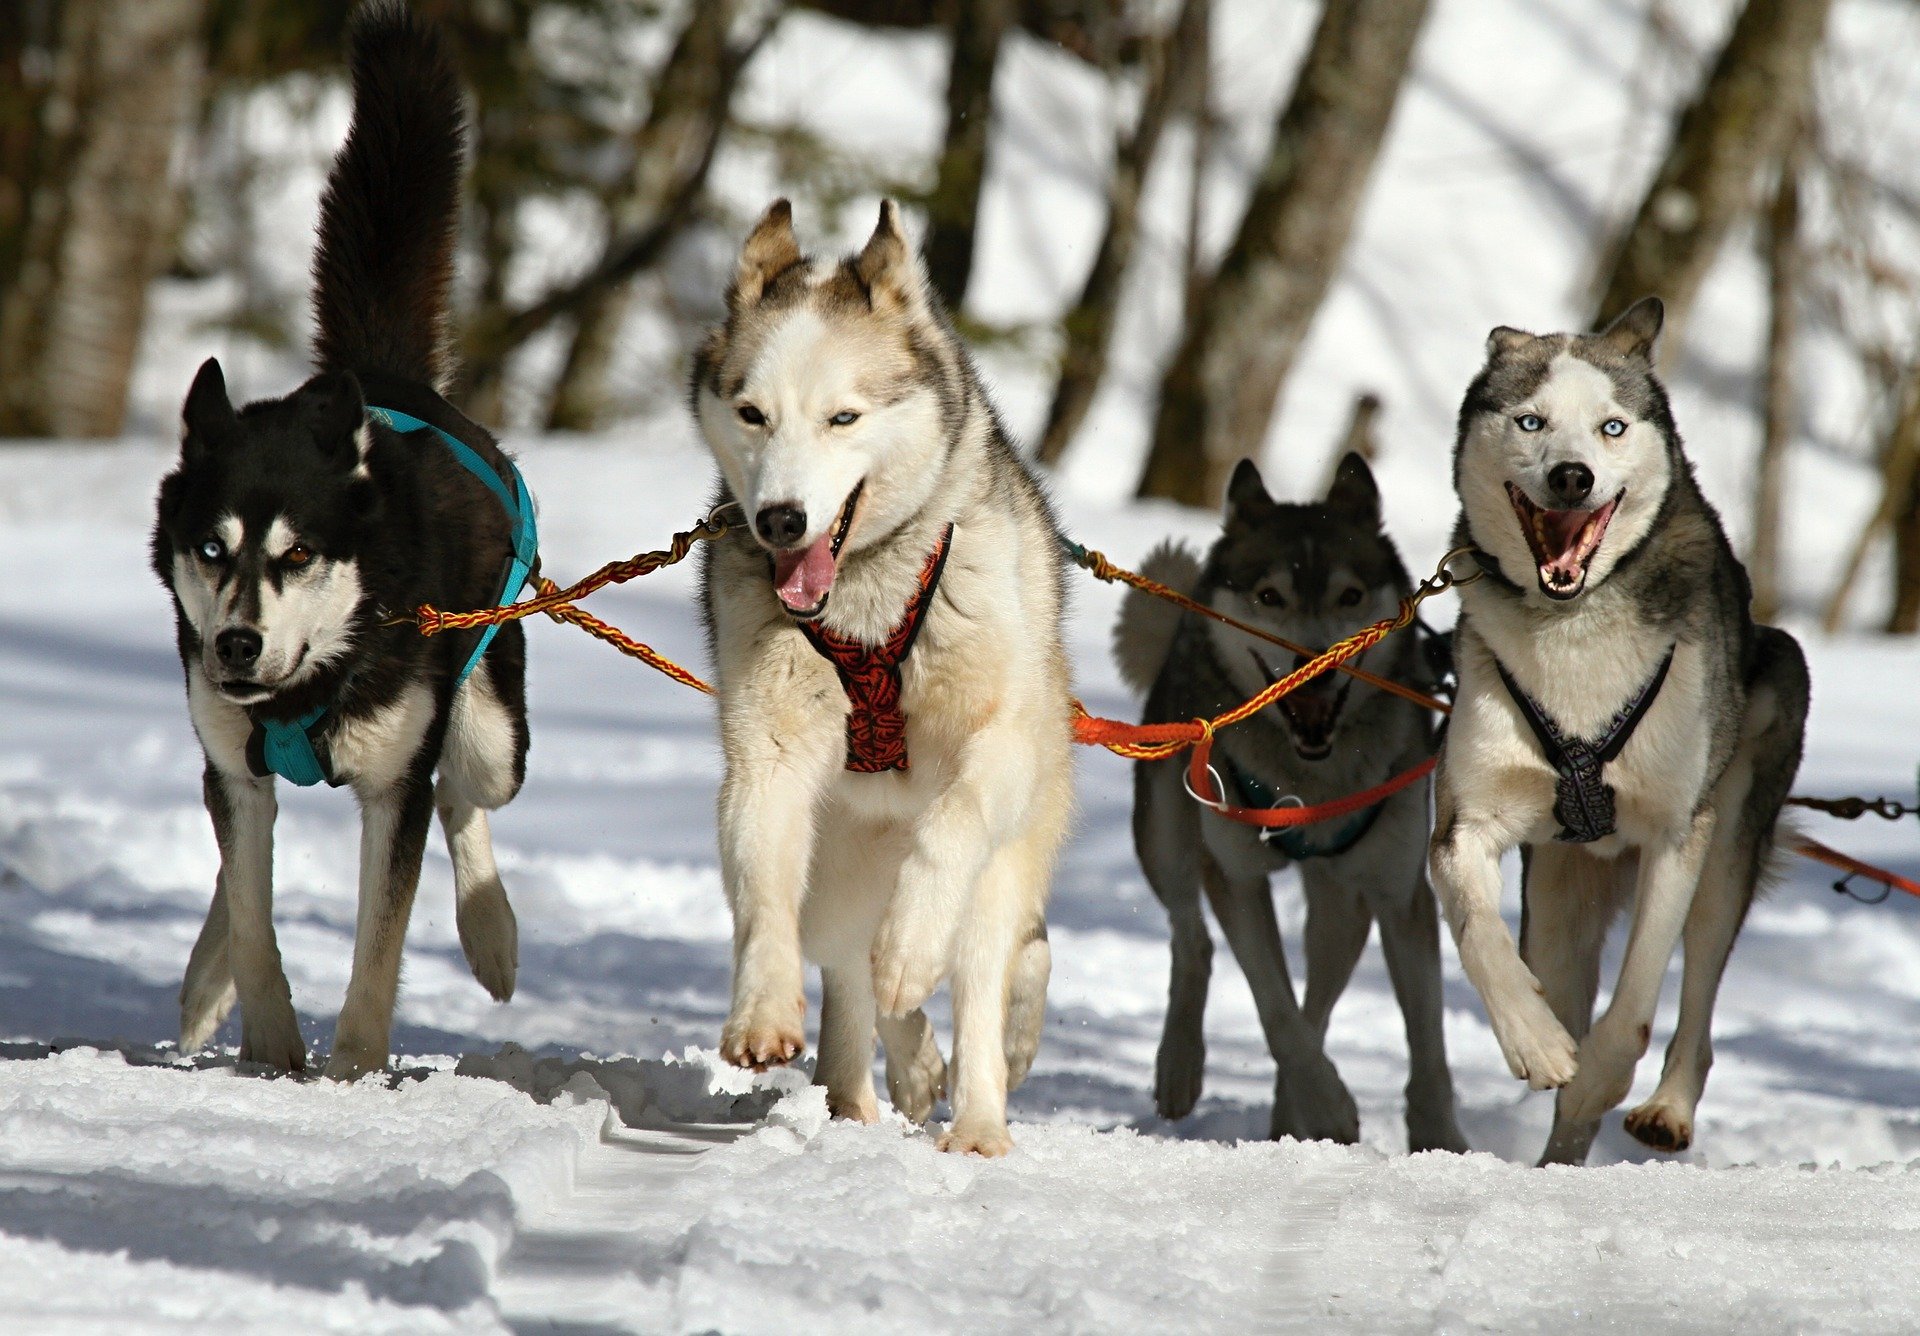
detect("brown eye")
(283, 544), (313, 568)
(737, 404), (766, 426)
(1338, 587), (1363, 607)
(1256, 587), (1285, 608)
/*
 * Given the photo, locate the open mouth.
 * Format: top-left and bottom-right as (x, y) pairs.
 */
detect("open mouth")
(1506, 482), (1620, 600)
(770, 481), (863, 620)
(1253, 650), (1352, 761)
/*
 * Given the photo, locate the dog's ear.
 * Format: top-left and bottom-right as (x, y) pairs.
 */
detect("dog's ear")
(730, 199), (801, 310)
(182, 358), (237, 462)
(1594, 295), (1664, 361)
(1225, 458), (1273, 519)
(1324, 452), (1381, 527)
(855, 200), (926, 314)
(1486, 326), (1535, 359)
(302, 370), (367, 470)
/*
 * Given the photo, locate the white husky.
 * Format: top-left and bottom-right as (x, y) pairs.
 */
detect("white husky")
(691, 200), (1071, 1155)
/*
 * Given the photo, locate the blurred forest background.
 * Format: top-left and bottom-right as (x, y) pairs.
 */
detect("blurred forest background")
(2, 0), (1918, 630)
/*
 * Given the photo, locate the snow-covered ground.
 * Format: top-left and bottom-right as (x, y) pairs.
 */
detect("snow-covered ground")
(5, 0), (1920, 1328)
(1, 434), (1917, 1330)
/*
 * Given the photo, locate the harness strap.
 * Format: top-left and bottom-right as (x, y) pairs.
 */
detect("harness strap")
(246, 399), (538, 788)
(800, 525), (954, 773)
(1495, 646), (1675, 843)
(1219, 753), (1387, 860)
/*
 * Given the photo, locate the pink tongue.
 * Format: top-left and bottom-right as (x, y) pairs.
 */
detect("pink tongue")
(1539, 509), (1589, 578)
(773, 532), (838, 610)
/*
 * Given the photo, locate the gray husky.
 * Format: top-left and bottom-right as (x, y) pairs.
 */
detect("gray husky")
(1116, 455), (1467, 1151)
(1429, 296), (1809, 1165)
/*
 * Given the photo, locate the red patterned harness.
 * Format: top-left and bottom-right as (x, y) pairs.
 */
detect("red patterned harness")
(799, 525), (954, 773)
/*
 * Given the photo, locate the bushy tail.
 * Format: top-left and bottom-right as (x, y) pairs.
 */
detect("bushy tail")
(311, 1), (465, 391)
(1112, 540), (1203, 694)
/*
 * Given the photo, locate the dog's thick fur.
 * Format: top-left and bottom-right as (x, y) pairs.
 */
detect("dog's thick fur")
(1117, 456), (1467, 1150)
(692, 200), (1072, 1155)
(1429, 297), (1809, 1164)
(152, 2), (527, 1079)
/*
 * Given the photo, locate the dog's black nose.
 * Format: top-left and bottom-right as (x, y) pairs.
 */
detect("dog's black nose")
(215, 628), (263, 670)
(755, 504), (808, 547)
(1548, 462), (1594, 506)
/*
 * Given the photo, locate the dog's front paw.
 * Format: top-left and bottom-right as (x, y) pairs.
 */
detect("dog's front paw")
(457, 880), (518, 1002)
(1623, 1097), (1694, 1153)
(826, 1089), (880, 1124)
(720, 996), (805, 1070)
(869, 911), (953, 1017)
(883, 1019), (947, 1126)
(1557, 1020), (1646, 1122)
(237, 1005), (307, 1074)
(1487, 987), (1579, 1090)
(1279, 1056), (1360, 1144)
(1153, 1035), (1206, 1121)
(322, 1039), (388, 1083)
(939, 1119), (1014, 1157)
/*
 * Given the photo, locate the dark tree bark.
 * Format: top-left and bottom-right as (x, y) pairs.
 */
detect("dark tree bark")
(1036, 0), (1205, 466)
(923, 0), (1017, 310)
(1590, 0), (1834, 347)
(1748, 136), (1801, 625)
(1136, 0), (1430, 506)
(0, 0), (208, 438)
(545, 0), (739, 431)
(1887, 373), (1920, 634)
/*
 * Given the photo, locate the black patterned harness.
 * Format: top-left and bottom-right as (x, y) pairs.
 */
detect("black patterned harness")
(1495, 647), (1675, 844)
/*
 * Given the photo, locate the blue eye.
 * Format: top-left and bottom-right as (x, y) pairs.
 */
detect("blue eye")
(1516, 414), (1544, 432)
(197, 538), (227, 562)
(829, 411), (860, 427)
(1601, 418), (1627, 437)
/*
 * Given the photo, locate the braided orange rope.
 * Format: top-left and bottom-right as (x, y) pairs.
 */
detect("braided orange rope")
(1065, 540), (1454, 715)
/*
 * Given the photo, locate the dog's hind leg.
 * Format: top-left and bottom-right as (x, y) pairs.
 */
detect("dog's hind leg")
(940, 840), (1045, 1157)
(1370, 870), (1469, 1154)
(1524, 844), (1622, 1165)
(877, 1008), (946, 1125)
(1626, 631), (1806, 1155)
(179, 874), (237, 1055)
(1002, 917), (1050, 1092)
(1301, 871), (1372, 1041)
(1201, 854), (1358, 1144)
(326, 768), (436, 1081)
(204, 766), (306, 1072)
(437, 659), (525, 1002)
(1556, 810), (1713, 1134)
(818, 965), (880, 1122)
(1134, 760), (1211, 1120)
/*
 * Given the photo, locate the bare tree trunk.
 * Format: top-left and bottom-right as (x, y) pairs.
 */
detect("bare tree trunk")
(1136, 0), (1430, 506)
(545, 0), (739, 432)
(1589, 0), (1833, 347)
(1748, 136), (1800, 625)
(0, 0), (207, 437)
(924, 0), (1017, 310)
(1035, 0), (1204, 466)
(1822, 362), (1920, 634)
(1181, 2), (1213, 337)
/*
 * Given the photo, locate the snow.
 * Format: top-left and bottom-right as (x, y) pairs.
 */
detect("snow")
(4, 0), (1920, 1328)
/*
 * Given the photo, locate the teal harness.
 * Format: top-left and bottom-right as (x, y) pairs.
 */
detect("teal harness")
(246, 404), (537, 788)
(1220, 754), (1384, 861)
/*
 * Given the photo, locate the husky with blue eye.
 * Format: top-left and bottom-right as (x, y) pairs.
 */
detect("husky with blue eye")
(151, 2), (532, 1079)
(1429, 297), (1809, 1165)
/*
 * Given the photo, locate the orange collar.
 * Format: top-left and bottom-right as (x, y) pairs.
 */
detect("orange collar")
(799, 525), (954, 772)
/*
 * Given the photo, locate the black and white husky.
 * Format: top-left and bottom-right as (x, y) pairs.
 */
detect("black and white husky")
(1429, 297), (1809, 1164)
(1115, 456), (1467, 1151)
(152, 3), (532, 1079)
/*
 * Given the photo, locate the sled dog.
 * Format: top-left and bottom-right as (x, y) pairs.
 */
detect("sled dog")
(693, 200), (1071, 1155)
(1429, 297), (1809, 1164)
(1117, 455), (1467, 1150)
(153, 3), (531, 1079)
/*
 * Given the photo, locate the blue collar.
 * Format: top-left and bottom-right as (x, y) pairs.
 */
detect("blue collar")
(1221, 754), (1384, 861)
(247, 403), (538, 787)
